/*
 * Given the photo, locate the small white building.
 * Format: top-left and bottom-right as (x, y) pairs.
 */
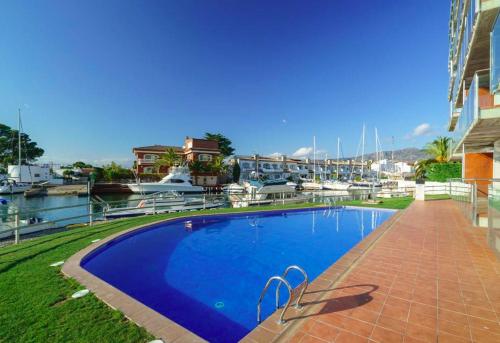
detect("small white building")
(8, 165), (52, 183)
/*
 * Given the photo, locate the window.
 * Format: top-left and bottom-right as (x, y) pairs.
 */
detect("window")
(198, 154), (212, 162)
(34, 173), (40, 177)
(144, 154), (158, 160)
(170, 179), (185, 183)
(263, 163), (270, 169)
(242, 162), (250, 168)
(143, 167), (154, 173)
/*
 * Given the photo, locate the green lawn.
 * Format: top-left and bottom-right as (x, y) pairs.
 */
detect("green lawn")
(337, 196), (414, 209)
(0, 200), (412, 342)
(425, 194), (451, 201)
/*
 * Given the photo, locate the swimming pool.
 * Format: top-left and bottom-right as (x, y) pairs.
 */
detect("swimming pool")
(81, 207), (394, 342)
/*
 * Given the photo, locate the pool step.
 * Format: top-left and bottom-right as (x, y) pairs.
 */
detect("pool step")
(257, 265), (309, 324)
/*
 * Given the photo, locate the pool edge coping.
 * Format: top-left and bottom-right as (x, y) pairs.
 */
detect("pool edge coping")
(240, 207), (406, 342)
(61, 205), (403, 343)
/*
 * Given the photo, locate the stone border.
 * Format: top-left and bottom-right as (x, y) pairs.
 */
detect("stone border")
(62, 206), (402, 343)
(241, 208), (405, 342)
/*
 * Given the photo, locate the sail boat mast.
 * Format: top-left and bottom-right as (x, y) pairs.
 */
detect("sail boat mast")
(313, 136), (316, 182)
(324, 153), (327, 180)
(337, 137), (340, 180)
(375, 127), (380, 180)
(18, 108), (22, 183)
(360, 124), (365, 180)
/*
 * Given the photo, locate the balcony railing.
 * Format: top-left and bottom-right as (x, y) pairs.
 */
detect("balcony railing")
(137, 158), (157, 165)
(450, 0), (479, 106)
(452, 69), (491, 151)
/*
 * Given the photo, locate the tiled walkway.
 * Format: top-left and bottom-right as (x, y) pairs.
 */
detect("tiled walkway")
(278, 201), (500, 343)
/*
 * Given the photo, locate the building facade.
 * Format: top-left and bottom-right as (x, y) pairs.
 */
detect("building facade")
(448, 0), (500, 186)
(231, 155), (368, 181)
(132, 137), (221, 186)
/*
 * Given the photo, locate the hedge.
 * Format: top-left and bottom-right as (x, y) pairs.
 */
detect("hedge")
(425, 162), (461, 182)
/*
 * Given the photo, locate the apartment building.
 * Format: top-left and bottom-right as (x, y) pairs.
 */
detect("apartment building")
(448, 0), (500, 185)
(231, 155), (367, 181)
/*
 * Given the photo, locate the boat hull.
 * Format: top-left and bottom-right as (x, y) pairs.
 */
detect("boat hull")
(301, 182), (323, 190)
(0, 222), (57, 239)
(104, 202), (222, 219)
(0, 184), (32, 194)
(127, 183), (204, 194)
(322, 182), (351, 190)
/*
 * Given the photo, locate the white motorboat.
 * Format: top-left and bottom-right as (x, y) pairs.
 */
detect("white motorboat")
(0, 179), (32, 194)
(222, 183), (245, 195)
(322, 180), (351, 190)
(301, 180), (324, 190)
(0, 217), (56, 239)
(349, 180), (383, 189)
(230, 179), (299, 207)
(104, 192), (223, 219)
(127, 166), (204, 194)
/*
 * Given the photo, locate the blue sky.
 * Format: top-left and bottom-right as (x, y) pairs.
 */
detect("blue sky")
(0, 0), (450, 166)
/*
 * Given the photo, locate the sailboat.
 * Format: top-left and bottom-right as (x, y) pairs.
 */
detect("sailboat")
(0, 109), (32, 195)
(301, 136), (324, 190)
(349, 125), (382, 190)
(323, 137), (351, 190)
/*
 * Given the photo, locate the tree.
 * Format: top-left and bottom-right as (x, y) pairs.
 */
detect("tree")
(0, 123), (44, 167)
(73, 161), (93, 169)
(102, 162), (134, 181)
(188, 160), (206, 176)
(62, 169), (75, 179)
(424, 136), (451, 162)
(204, 133), (235, 157)
(208, 155), (227, 174)
(232, 162), (241, 183)
(415, 136), (455, 180)
(155, 148), (181, 172)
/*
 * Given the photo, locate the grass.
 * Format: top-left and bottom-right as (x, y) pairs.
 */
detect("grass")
(0, 200), (412, 342)
(337, 196), (414, 209)
(425, 194), (451, 201)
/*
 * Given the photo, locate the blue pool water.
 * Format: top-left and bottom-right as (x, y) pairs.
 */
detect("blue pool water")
(82, 207), (394, 342)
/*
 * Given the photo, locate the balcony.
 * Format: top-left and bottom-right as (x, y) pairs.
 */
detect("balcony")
(452, 70), (498, 153)
(448, 0), (500, 130)
(449, 0), (479, 103)
(137, 158), (157, 165)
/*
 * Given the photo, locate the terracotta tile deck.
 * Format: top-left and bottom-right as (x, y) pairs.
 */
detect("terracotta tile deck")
(270, 200), (500, 343)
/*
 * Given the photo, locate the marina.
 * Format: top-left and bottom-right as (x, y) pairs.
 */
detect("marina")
(2, 1), (500, 343)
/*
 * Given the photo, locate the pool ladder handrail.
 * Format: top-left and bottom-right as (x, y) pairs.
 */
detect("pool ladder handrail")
(257, 265), (309, 324)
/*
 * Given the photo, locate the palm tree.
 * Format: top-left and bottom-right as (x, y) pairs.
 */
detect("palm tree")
(415, 136), (452, 179)
(155, 148), (180, 172)
(425, 136), (451, 162)
(208, 155), (227, 174)
(189, 160), (205, 176)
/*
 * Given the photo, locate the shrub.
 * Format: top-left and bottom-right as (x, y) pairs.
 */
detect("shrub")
(425, 162), (461, 182)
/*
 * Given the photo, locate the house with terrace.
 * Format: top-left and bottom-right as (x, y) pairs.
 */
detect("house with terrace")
(132, 137), (221, 186)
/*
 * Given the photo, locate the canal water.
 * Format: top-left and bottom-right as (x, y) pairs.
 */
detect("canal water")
(0, 193), (143, 227)
(0, 189), (377, 229)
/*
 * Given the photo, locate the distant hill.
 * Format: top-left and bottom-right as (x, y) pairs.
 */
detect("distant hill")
(345, 148), (430, 163)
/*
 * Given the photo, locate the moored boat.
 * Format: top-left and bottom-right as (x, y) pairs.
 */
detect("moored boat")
(0, 179), (32, 194)
(322, 180), (351, 190)
(127, 166), (204, 194)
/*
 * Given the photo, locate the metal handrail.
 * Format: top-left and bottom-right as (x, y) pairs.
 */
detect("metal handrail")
(257, 265), (309, 325)
(276, 265), (309, 310)
(257, 276), (292, 324)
